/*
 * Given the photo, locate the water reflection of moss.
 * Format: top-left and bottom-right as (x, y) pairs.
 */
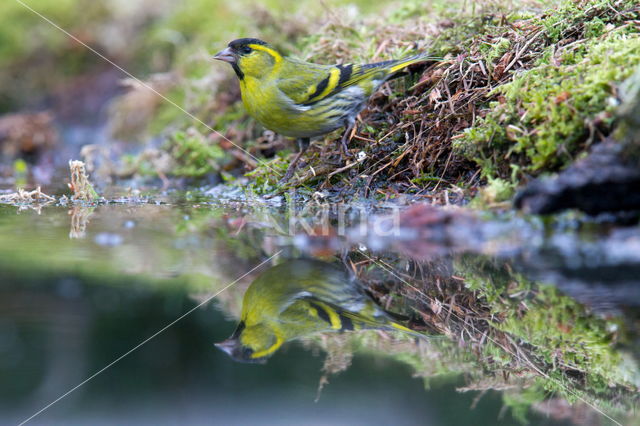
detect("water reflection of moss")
(2, 197), (638, 422)
(299, 254), (639, 423)
(459, 256), (638, 416)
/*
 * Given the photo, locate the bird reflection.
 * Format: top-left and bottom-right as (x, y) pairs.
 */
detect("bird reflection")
(216, 258), (420, 363)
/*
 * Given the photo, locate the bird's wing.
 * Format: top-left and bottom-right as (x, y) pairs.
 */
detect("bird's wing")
(277, 54), (431, 107)
(297, 297), (364, 331)
(275, 60), (336, 105)
(336, 54), (435, 91)
(293, 291), (404, 332)
(277, 62), (383, 106)
(296, 293), (425, 337)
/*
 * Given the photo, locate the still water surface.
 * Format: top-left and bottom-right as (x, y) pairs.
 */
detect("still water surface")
(0, 198), (638, 425)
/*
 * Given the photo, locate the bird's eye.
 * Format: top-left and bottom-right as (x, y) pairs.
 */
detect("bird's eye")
(240, 46), (252, 55)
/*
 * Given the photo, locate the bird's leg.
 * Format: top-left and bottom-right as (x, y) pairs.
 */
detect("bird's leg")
(279, 137), (310, 184)
(340, 123), (355, 160)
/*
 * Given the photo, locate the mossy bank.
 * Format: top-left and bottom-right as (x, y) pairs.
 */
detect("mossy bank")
(104, 0), (638, 205)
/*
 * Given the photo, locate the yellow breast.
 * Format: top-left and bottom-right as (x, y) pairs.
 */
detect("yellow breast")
(240, 77), (342, 139)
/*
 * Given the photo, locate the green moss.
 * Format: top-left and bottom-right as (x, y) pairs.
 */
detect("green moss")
(410, 174), (442, 186)
(428, 12), (516, 60)
(472, 177), (516, 206)
(165, 129), (226, 178)
(480, 37), (511, 69)
(244, 153), (291, 194)
(456, 29), (640, 179)
(538, 0), (637, 43)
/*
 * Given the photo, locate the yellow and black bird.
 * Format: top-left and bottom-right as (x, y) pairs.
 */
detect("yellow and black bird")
(213, 38), (432, 181)
(215, 258), (423, 363)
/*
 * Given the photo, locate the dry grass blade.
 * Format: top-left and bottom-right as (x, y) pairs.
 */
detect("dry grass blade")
(0, 187), (55, 204)
(68, 160), (98, 201)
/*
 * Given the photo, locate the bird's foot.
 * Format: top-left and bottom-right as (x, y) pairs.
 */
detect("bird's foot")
(339, 125), (356, 161)
(278, 165), (296, 186)
(277, 150), (304, 186)
(275, 138), (310, 191)
(340, 138), (355, 161)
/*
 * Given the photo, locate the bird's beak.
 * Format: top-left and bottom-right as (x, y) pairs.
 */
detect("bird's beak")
(213, 47), (236, 64)
(214, 339), (236, 356)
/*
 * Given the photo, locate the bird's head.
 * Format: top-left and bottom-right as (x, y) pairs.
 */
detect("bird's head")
(213, 38), (282, 80)
(214, 321), (283, 364)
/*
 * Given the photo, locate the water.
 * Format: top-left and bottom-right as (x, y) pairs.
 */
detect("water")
(0, 198), (638, 425)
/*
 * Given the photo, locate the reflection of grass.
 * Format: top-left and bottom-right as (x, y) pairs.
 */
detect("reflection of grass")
(457, 256), (638, 418)
(68, 205), (95, 239)
(298, 253), (639, 423)
(3, 197), (638, 421)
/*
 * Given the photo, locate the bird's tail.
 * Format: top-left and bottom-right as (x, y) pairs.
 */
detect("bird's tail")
(388, 53), (439, 74)
(387, 320), (440, 341)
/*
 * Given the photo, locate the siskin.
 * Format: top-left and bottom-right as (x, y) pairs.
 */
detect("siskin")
(213, 38), (433, 181)
(215, 258), (424, 363)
